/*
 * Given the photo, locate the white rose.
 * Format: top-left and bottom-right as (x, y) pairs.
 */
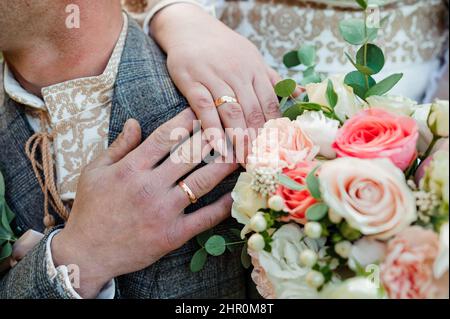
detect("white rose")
(434, 222), (449, 279)
(319, 158), (417, 240)
(321, 277), (382, 299)
(348, 238), (387, 271)
(251, 224), (326, 299)
(366, 95), (418, 116)
(428, 100), (449, 138)
(231, 173), (267, 238)
(305, 75), (364, 122)
(295, 111), (340, 159)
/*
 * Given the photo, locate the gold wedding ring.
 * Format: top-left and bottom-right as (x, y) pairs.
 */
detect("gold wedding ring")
(214, 96), (238, 108)
(178, 180), (198, 204)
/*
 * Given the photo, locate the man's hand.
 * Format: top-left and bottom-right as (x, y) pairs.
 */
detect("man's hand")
(52, 109), (238, 298)
(151, 4), (282, 163)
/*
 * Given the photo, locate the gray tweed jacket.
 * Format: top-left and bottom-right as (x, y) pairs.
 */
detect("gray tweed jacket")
(0, 18), (247, 299)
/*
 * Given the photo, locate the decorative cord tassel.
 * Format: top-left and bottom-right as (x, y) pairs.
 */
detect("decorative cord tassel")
(25, 111), (70, 231)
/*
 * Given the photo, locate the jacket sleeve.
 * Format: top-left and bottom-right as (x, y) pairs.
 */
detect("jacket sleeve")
(0, 232), (71, 299)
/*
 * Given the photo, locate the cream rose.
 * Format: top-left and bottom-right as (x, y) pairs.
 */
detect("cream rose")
(249, 224), (325, 299)
(305, 75), (364, 122)
(231, 173), (267, 237)
(366, 95), (418, 116)
(295, 111), (340, 159)
(319, 158), (417, 240)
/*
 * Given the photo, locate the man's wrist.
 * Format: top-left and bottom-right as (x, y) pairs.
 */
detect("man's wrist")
(51, 230), (113, 299)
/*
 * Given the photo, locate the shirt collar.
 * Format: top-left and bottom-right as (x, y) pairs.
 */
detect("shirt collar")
(3, 12), (128, 111)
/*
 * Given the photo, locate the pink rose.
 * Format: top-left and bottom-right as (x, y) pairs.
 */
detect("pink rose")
(248, 118), (319, 170)
(381, 226), (449, 299)
(333, 109), (419, 170)
(319, 158), (417, 240)
(276, 162), (318, 224)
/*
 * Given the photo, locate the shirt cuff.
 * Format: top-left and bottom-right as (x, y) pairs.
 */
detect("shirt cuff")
(143, 0), (213, 36)
(45, 229), (116, 299)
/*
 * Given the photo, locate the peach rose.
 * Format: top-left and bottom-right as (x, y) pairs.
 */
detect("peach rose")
(247, 118), (319, 170)
(276, 162), (318, 224)
(381, 226), (449, 299)
(319, 157), (417, 240)
(333, 109), (419, 171)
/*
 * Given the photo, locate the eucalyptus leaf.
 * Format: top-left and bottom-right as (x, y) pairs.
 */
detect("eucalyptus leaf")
(326, 80), (338, 108)
(301, 73), (322, 85)
(205, 235), (226, 256)
(365, 73), (403, 97)
(196, 229), (214, 247)
(283, 51), (302, 68)
(275, 79), (297, 98)
(283, 102), (323, 120)
(278, 174), (305, 191)
(190, 248), (208, 273)
(356, 44), (385, 75)
(355, 0), (368, 9)
(298, 45), (316, 67)
(339, 19), (366, 45)
(306, 203), (329, 221)
(344, 71), (376, 99)
(306, 166), (321, 200)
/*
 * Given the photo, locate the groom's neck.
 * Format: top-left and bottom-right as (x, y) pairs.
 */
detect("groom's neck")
(3, 1), (123, 97)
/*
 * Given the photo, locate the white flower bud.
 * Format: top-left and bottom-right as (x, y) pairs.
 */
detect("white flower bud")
(299, 249), (318, 267)
(248, 233), (265, 252)
(335, 240), (353, 259)
(428, 100), (449, 137)
(250, 213), (267, 233)
(306, 270), (325, 288)
(305, 222), (322, 239)
(268, 195), (285, 211)
(328, 209), (343, 224)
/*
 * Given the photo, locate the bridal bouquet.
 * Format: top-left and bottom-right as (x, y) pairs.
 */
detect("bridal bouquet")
(230, 0), (449, 299)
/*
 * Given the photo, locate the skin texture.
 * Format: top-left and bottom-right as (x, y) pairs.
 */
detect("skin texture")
(0, 0), (280, 298)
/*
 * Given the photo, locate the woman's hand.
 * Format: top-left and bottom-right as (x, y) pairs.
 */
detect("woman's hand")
(151, 3), (282, 162)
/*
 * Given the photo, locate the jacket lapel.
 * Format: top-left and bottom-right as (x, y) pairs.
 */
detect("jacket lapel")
(109, 18), (187, 145)
(0, 97), (51, 233)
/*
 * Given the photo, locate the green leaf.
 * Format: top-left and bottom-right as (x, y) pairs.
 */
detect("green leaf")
(298, 45), (316, 67)
(275, 79), (297, 98)
(0, 242), (12, 261)
(190, 248), (208, 273)
(196, 229), (214, 247)
(306, 166), (321, 200)
(283, 51), (302, 68)
(355, 0), (368, 9)
(365, 73), (403, 98)
(344, 71), (376, 99)
(278, 174), (305, 191)
(205, 235), (227, 256)
(301, 73), (322, 85)
(0, 226), (12, 242)
(306, 203), (329, 221)
(0, 171), (5, 197)
(283, 102), (324, 120)
(339, 19), (366, 45)
(1, 205), (13, 234)
(326, 80), (338, 108)
(241, 242), (252, 269)
(356, 44), (385, 75)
